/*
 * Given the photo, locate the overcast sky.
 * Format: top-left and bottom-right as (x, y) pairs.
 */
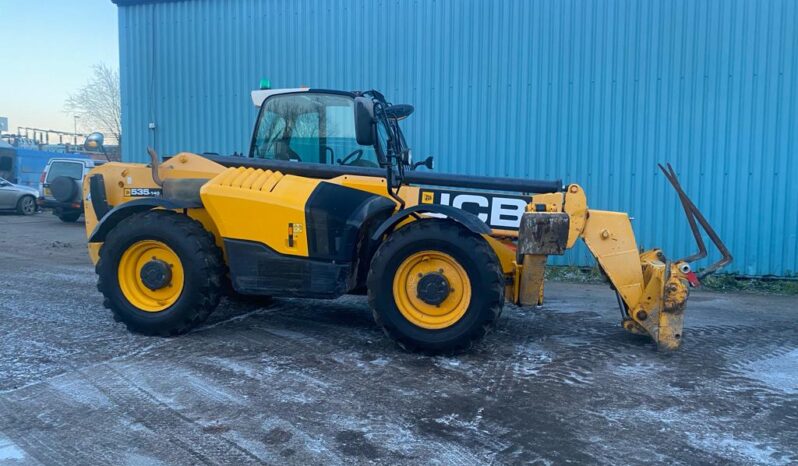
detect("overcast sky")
(0, 0), (119, 133)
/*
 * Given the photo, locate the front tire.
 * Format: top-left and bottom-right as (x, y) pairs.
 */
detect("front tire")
(367, 219), (504, 354)
(96, 210), (224, 336)
(16, 195), (35, 215)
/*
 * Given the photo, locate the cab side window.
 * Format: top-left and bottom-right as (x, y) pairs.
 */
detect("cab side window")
(251, 93), (378, 166)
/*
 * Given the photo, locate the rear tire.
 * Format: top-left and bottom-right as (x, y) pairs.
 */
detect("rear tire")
(58, 211), (81, 222)
(96, 210), (224, 336)
(367, 219), (504, 354)
(16, 195), (35, 215)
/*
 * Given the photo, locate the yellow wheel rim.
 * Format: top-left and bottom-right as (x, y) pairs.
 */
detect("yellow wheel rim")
(392, 250), (472, 329)
(117, 240), (184, 312)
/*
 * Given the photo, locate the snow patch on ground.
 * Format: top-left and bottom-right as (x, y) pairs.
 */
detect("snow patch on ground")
(594, 407), (791, 465)
(687, 432), (790, 465)
(124, 452), (169, 466)
(0, 435), (25, 462)
(611, 360), (660, 377)
(51, 376), (114, 408)
(740, 349), (798, 394)
(511, 343), (553, 377)
(433, 356), (474, 373)
(368, 357), (390, 367)
(204, 355), (278, 379)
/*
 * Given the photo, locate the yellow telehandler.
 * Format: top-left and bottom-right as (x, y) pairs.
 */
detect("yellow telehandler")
(82, 88), (731, 353)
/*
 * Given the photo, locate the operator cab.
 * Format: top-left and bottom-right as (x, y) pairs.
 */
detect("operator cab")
(247, 87), (422, 206)
(248, 88), (414, 171)
(250, 89), (380, 168)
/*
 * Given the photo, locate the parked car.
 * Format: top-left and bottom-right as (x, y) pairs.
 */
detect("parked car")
(38, 158), (98, 222)
(0, 176), (38, 215)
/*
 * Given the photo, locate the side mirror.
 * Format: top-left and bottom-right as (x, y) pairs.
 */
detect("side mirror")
(354, 97), (375, 146)
(84, 132), (105, 151)
(384, 104), (414, 120)
(413, 156), (434, 170)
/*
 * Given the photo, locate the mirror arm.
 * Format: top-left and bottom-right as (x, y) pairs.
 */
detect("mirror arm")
(412, 156), (434, 170)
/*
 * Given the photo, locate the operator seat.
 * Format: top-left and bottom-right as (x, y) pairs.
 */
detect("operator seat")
(273, 140), (301, 161)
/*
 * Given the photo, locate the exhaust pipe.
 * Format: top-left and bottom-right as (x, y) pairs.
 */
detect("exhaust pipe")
(147, 146), (164, 187)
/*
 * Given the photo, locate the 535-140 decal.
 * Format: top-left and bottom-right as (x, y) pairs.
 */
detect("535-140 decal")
(124, 188), (163, 197)
(419, 189), (531, 231)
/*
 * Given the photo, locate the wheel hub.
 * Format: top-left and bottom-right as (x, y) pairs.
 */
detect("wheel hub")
(140, 259), (172, 290)
(392, 250), (472, 329)
(416, 272), (451, 305)
(118, 240), (184, 312)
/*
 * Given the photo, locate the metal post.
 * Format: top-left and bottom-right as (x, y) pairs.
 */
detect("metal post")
(73, 115), (80, 145)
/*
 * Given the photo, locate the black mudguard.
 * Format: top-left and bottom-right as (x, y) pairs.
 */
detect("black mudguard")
(304, 182), (397, 261)
(88, 198), (195, 243)
(371, 204), (492, 242)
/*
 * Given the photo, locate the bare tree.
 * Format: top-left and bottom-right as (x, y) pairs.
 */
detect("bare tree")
(64, 63), (122, 148)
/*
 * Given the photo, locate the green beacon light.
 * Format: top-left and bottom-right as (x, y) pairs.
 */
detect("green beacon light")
(259, 78), (271, 90)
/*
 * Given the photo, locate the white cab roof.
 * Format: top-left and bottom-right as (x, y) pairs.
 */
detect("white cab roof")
(251, 88), (310, 107)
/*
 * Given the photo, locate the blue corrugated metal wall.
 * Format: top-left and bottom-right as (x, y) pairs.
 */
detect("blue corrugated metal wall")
(117, 0), (798, 277)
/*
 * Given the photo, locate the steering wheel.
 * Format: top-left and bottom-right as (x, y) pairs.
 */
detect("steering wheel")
(338, 149), (364, 166)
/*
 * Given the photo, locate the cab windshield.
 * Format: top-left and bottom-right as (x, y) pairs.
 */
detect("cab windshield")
(251, 93), (380, 168)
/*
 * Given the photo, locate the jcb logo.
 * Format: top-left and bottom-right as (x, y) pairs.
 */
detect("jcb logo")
(125, 188), (163, 197)
(419, 189), (530, 230)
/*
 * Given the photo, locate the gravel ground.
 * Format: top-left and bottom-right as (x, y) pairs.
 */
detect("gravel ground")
(0, 212), (796, 465)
